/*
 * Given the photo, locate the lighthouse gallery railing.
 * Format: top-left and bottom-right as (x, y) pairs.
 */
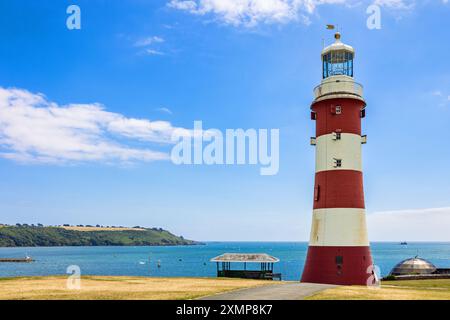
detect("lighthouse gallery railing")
(314, 79), (364, 100)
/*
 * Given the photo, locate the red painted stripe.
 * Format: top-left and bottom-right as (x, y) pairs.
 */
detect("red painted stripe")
(312, 98), (365, 137)
(313, 170), (365, 209)
(301, 246), (374, 285)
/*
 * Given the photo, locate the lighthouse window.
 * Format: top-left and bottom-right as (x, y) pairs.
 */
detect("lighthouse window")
(335, 256), (343, 264)
(314, 185), (320, 201)
(330, 105), (342, 114)
(322, 50), (353, 78)
(334, 158), (342, 168)
(332, 132), (341, 140)
(361, 135), (367, 144)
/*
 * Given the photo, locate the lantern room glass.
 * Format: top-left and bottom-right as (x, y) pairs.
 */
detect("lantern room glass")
(322, 50), (353, 78)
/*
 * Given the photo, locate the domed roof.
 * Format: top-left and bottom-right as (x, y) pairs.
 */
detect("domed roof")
(390, 257), (437, 276)
(321, 32), (355, 57)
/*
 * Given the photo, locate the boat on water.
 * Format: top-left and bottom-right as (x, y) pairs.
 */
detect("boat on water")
(0, 256), (34, 263)
(400, 242), (408, 245)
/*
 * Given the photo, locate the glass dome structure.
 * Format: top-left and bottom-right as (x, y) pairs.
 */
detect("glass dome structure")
(321, 32), (355, 79)
(389, 257), (437, 276)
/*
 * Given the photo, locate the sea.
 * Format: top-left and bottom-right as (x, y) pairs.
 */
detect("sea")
(0, 242), (449, 280)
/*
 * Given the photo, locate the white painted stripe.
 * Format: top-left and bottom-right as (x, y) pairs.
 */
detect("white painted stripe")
(315, 133), (362, 172)
(309, 208), (369, 246)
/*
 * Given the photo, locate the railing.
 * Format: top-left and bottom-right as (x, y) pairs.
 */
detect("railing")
(313, 79), (364, 100)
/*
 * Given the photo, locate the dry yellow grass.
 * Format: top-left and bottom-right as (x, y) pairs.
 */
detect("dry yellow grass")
(60, 226), (145, 232)
(307, 279), (450, 300)
(0, 276), (275, 300)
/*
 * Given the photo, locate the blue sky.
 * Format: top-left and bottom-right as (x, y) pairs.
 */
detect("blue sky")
(0, 0), (449, 241)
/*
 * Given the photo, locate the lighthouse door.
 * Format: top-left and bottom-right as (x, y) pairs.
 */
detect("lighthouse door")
(335, 255), (343, 275)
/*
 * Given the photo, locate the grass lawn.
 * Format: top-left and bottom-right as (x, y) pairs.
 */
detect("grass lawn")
(307, 279), (450, 300)
(0, 276), (276, 300)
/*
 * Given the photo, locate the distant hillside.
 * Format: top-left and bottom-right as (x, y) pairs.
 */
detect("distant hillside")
(0, 225), (200, 247)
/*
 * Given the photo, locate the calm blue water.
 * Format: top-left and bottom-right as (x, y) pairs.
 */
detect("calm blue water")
(0, 242), (449, 280)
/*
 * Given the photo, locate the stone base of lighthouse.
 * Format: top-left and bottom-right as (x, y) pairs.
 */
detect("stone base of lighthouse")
(301, 246), (373, 285)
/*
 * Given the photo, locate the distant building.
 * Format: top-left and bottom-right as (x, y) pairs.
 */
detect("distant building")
(386, 257), (450, 280)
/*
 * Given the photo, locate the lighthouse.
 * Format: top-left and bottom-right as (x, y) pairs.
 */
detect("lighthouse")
(301, 32), (374, 285)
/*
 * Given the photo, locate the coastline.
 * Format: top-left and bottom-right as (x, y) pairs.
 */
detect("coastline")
(1, 242), (449, 281)
(0, 225), (201, 247)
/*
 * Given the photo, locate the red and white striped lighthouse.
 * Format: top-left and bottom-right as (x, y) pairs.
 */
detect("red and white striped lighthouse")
(301, 32), (374, 285)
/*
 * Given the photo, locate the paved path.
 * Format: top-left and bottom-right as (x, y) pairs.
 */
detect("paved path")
(199, 282), (336, 300)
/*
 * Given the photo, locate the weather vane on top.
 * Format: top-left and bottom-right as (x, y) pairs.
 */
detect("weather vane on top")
(326, 24), (340, 31)
(322, 24), (333, 47)
(323, 24), (341, 47)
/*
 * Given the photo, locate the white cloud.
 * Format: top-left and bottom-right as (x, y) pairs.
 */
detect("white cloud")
(374, 0), (414, 9)
(155, 107), (173, 114)
(167, 0), (320, 26)
(144, 49), (165, 56)
(431, 89), (450, 107)
(168, 0), (417, 26)
(134, 36), (165, 47)
(432, 90), (442, 97)
(133, 36), (166, 56)
(0, 87), (187, 164)
(170, 0), (198, 10)
(367, 207), (450, 241)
